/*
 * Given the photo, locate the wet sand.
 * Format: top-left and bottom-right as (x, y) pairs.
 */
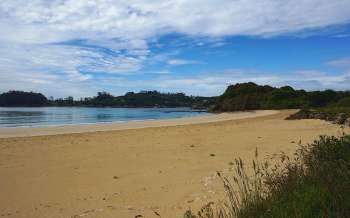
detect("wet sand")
(0, 110), (345, 217)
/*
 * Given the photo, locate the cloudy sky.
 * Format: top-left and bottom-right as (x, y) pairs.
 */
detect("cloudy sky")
(1, 0), (350, 98)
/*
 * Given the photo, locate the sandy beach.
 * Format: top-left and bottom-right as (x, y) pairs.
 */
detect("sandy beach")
(0, 110), (345, 218)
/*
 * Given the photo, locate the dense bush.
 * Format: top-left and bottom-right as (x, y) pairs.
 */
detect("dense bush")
(0, 90), (216, 108)
(334, 97), (350, 107)
(0, 91), (47, 106)
(212, 82), (350, 112)
(78, 91), (216, 108)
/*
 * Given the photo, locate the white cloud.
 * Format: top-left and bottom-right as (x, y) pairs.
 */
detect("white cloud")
(81, 69), (350, 97)
(1, 65), (349, 97)
(0, 40), (148, 77)
(167, 59), (200, 66)
(0, 0), (350, 96)
(1, 0), (350, 44)
(327, 57), (350, 68)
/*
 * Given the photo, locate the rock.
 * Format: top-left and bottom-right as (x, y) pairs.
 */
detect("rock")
(325, 115), (333, 121)
(285, 109), (328, 120)
(334, 113), (347, 125)
(313, 112), (327, 120)
(287, 110), (349, 126)
(344, 118), (350, 127)
(286, 109), (312, 120)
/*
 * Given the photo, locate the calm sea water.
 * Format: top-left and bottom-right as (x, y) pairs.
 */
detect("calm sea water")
(0, 107), (207, 128)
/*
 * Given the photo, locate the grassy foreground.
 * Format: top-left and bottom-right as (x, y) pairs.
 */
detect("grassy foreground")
(185, 134), (350, 218)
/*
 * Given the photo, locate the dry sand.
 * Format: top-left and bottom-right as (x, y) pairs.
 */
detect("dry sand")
(0, 110), (346, 218)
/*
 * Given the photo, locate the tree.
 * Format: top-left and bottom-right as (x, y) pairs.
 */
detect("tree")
(0, 91), (48, 106)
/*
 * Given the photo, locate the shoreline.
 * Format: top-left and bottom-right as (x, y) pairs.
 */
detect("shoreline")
(0, 110), (279, 138)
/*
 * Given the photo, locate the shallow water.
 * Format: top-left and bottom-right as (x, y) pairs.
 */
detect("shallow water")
(0, 107), (207, 127)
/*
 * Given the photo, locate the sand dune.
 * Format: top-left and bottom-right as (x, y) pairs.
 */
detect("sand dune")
(0, 110), (345, 218)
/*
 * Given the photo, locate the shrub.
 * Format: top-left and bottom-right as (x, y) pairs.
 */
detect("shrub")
(185, 135), (350, 218)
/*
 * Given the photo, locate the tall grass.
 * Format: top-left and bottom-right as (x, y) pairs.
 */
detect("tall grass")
(185, 135), (350, 218)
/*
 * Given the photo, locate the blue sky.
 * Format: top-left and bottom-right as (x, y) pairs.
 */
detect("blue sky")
(1, 0), (350, 98)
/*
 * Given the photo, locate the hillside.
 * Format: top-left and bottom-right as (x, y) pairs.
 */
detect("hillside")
(211, 82), (350, 112)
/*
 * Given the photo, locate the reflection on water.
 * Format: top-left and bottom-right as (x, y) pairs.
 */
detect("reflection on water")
(0, 107), (206, 127)
(96, 113), (114, 120)
(0, 111), (45, 117)
(0, 110), (47, 126)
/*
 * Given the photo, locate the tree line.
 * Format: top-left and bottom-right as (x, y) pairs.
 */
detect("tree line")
(0, 90), (215, 109)
(1, 83), (350, 110)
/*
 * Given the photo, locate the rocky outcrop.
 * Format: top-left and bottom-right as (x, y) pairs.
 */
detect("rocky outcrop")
(334, 113), (347, 125)
(286, 109), (328, 120)
(285, 109), (308, 120)
(345, 118), (350, 127)
(286, 109), (349, 126)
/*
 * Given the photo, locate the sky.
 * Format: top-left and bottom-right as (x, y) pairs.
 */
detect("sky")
(1, 0), (350, 98)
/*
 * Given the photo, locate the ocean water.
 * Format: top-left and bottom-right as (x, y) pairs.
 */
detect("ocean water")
(0, 107), (207, 128)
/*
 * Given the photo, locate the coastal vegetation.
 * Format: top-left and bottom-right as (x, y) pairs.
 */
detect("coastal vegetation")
(211, 82), (350, 112)
(2, 83), (350, 112)
(77, 91), (216, 108)
(185, 134), (350, 218)
(0, 91), (48, 107)
(0, 90), (216, 109)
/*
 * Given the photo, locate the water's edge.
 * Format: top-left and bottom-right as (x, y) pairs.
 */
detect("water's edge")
(0, 107), (208, 128)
